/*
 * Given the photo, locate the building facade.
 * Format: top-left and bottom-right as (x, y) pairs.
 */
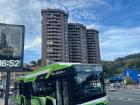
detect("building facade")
(86, 29), (101, 63)
(68, 23), (88, 63)
(41, 9), (69, 66)
(41, 9), (100, 65)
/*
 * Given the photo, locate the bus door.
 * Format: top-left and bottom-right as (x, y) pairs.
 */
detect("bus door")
(23, 82), (32, 105)
(56, 78), (70, 105)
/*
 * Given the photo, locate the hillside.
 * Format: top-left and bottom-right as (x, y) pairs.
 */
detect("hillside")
(103, 53), (140, 78)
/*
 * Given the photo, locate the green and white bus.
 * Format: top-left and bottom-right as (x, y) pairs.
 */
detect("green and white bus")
(14, 63), (108, 105)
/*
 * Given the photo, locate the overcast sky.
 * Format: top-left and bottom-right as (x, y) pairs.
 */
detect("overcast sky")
(0, 0), (140, 63)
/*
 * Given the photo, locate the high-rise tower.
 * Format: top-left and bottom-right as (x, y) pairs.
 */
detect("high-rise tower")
(86, 29), (101, 63)
(68, 23), (88, 63)
(41, 9), (69, 66)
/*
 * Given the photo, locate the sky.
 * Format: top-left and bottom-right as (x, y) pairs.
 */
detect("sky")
(0, 0), (140, 63)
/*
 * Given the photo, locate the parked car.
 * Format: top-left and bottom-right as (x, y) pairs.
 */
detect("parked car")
(9, 87), (14, 95)
(109, 83), (115, 91)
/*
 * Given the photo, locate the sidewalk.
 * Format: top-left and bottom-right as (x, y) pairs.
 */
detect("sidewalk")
(0, 97), (15, 105)
(125, 84), (140, 89)
(0, 98), (4, 105)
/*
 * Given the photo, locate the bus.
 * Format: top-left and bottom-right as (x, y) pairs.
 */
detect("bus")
(14, 63), (108, 105)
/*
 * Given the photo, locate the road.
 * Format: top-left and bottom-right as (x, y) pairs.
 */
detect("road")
(107, 87), (140, 105)
(0, 88), (140, 105)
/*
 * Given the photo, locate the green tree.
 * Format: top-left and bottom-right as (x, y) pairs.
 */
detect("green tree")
(37, 59), (41, 66)
(30, 60), (37, 67)
(125, 77), (134, 84)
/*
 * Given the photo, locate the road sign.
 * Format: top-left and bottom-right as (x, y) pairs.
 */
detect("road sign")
(0, 23), (24, 71)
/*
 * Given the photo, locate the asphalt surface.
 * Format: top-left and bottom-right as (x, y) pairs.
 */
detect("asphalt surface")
(0, 88), (140, 105)
(107, 87), (140, 105)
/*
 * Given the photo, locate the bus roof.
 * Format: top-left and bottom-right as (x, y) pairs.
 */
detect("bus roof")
(16, 62), (80, 82)
(16, 62), (101, 83)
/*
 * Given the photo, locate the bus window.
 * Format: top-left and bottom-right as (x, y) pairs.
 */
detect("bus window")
(14, 81), (23, 95)
(14, 82), (19, 94)
(32, 81), (46, 96)
(56, 78), (70, 105)
(56, 80), (62, 105)
(32, 79), (56, 98)
(23, 83), (32, 105)
(23, 83), (32, 95)
(62, 78), (69, 105)
(71, 65), (106, 104)
(46, 80), (56, 98)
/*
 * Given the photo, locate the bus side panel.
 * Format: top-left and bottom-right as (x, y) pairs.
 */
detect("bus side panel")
(31, 96), (56, 105)
(31, 97), (46, 105)
(79, 96), (108, 105)
(31, 99), (43, 105)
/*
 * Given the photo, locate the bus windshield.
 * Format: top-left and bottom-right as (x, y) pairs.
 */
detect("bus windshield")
(71, 65), (105, 103)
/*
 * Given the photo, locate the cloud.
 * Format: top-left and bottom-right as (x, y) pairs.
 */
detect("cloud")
(86, 24), (103, 30)
(24, 36), (41, 63)
(25, 36), (41, 50)
(100, 26), (140, 60)
(0, 0), (104, 63)
(1, 0), (140, 63)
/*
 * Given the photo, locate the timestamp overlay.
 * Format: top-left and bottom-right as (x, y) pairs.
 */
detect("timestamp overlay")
(0, 60), (20, 68)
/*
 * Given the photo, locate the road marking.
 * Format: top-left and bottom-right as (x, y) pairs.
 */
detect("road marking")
(119, 97), (140, 103)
